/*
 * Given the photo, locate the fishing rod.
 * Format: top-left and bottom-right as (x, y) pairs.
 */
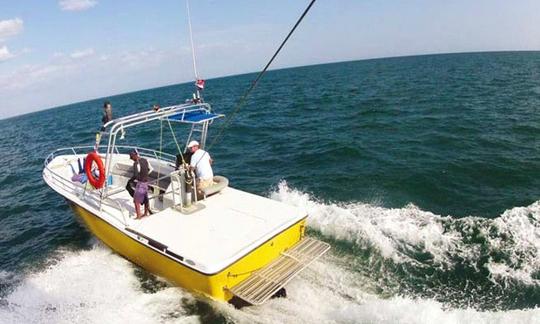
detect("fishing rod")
(205, 0), (317, 151)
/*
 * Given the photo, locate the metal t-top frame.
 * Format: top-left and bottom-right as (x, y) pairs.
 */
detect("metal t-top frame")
(100, 102), (223, 196)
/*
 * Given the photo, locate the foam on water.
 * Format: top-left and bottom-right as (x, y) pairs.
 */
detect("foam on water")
(485, 203), (540, 285)
(2, 182), (539, 323)
(271, 181), (540, 286)
(272, 184), (464, 265)
(2, 245), (539, 324)
(219, 257), (540, 324)
(0, 244), (200, 324)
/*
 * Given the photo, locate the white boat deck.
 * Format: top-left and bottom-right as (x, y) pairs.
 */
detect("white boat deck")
(43, 154), (307, 274)
(129, 187), (306, 273)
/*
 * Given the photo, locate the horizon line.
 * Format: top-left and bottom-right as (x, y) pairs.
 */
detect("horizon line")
(2, 49), (539, 122)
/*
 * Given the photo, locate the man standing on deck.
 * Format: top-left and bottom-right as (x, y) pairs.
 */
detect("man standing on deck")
(128, 149), (153, 219)
(187, 140), (213, 190)
(95, 101), (113, 150)
(101, 101), (112, 131)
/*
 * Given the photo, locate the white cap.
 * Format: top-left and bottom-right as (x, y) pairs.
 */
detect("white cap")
(187, 140), (199, 148)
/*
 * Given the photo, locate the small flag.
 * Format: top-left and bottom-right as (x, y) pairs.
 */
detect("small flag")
(195, 79), (205, 90)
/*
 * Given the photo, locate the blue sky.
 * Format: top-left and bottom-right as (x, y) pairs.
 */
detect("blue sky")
(1, 0), (539, 119)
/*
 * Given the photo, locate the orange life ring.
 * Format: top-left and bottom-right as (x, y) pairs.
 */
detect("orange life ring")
(85, 151), (106, 188)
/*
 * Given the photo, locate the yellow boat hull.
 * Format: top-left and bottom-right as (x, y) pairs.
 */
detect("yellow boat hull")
(70, 203), (306, 302)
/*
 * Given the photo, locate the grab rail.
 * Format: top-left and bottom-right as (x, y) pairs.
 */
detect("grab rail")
(43, 145), (179, 226)
(44, 145), (176, 168)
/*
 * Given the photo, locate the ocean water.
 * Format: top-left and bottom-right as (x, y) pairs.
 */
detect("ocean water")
(1, 51), (539, 323)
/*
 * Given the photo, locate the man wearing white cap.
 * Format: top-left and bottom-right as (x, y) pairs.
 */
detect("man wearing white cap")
(187, 140), (214, 189)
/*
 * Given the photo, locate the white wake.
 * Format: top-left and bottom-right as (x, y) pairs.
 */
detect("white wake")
(271, 181), (540, 285)
(1, 182), (539, 323)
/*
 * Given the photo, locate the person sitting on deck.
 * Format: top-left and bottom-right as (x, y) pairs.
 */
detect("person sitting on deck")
(127, 149), (153, 219)
(70, 158), (88, 184)
(187, 140), (213, 190)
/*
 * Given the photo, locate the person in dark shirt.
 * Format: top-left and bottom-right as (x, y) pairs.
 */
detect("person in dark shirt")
(127, 149), (153, 219)
(101, 101), (112, 131)
(94, 101), (113, 149)
(175, 149), (193, 170)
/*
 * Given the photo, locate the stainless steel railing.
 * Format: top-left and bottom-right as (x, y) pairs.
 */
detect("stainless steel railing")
(43, 145), (181, 226)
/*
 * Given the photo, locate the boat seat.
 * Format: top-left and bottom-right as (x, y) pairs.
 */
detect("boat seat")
(162, 175), (228, 207)
(113, 161), (133, 176)
(112, 162), (171, 188)
(202, 176), (229, 198)
(111, 162), (133, 187)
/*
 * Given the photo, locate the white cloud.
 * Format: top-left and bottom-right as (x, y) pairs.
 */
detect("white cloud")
(118, 48), (165, 68)
(0, 47), (168, 91)
(0, 45), (194, 118)
(59, 0), (98, 11)
(0, 61), (83, 92)
(0, 18), (23, 41)
(0, 46), (14, 62)
(70, 48), (95, 59)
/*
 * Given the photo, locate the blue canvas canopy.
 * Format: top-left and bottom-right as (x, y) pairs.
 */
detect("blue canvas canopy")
(168, 107), (223, 124)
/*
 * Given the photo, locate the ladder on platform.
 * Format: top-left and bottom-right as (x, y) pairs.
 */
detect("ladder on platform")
(228, 237), (330, 306)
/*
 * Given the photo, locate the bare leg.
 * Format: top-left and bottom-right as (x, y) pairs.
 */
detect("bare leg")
(144, 196), (150, 216)
(134, 199), (142, 219)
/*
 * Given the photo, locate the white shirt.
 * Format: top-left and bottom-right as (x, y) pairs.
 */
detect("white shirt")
(190, 149), (213, 180)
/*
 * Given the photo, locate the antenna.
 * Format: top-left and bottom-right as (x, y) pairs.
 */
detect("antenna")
(186, 0), (204, 101)
(186, 0), (198, 79)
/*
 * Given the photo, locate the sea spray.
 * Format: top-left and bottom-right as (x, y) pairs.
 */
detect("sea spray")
(0, 244), (198, 324)
(217, 252), (540, 324)
(2, 195), (540, 323)
(270, 181), (540, 310)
